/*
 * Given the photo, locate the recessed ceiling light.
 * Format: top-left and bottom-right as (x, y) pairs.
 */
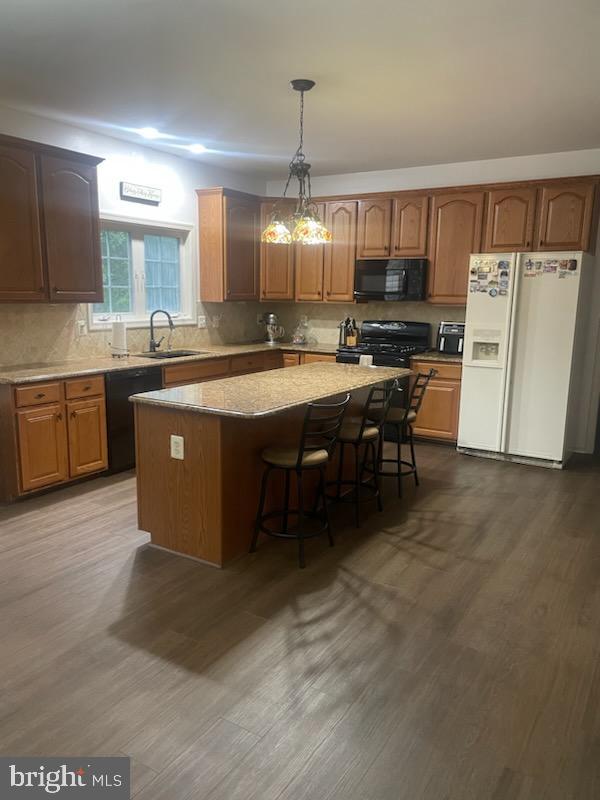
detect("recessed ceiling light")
(187, 143), (208, 154)
(135, 127), (162, 140)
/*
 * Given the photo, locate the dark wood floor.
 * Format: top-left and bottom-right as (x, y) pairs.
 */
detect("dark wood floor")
(1, 443), (600, 799)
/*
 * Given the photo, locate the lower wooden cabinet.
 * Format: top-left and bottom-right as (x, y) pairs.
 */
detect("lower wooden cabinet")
(410, 359), (462, 442)
(17, 403), (68, 491)
(283, 352), (301, 368)
(300, 353), (337, 364)
(66, 397), (108, 477)
(8, 378), (108, 498)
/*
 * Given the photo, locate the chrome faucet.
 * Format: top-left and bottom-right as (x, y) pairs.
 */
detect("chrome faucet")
(148, 309), (174, 352)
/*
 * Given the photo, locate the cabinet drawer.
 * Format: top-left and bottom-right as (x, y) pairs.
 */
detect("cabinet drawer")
(163, 358), (230, 387)
(15, 382), (61, 408)
(282, 352), (301, 368)
(65, 375), (105, 399)
(229, 353), (265, 374)
(411, 360), (462, 381)
(263, 351), (283, 371)
(301, 353), (337, 364)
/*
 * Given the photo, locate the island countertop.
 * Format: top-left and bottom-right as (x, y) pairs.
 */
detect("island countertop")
(130, 362), (411, 419)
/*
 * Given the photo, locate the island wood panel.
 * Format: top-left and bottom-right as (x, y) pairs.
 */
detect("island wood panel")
(0, 143), (46, 302)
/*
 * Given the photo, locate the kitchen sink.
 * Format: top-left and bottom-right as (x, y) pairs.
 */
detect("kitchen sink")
(136, 350), (208, 359)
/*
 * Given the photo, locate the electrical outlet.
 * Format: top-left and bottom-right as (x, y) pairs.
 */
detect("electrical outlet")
(76, 320), (87, 336)
(197, 315), (207, 329)
(211, 314), (222, 329)
(170, 434), (185, 460)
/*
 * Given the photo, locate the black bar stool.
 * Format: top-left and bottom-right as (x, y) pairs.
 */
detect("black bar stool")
(328, 383), (395, 527)
(375, 369), (436, 497)
(250, 393), (350, 568)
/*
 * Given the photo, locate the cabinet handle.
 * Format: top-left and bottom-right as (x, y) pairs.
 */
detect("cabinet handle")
(70, 411), (76, 419)
(56, 412), (63, 421)
(35, 392), (46, 399)
(83, 385), (91, 391)
(525, 241), (530, 248)
(539, 240), (544, 246)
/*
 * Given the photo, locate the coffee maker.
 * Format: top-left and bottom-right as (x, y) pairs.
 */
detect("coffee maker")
(262, 312), (285, 345)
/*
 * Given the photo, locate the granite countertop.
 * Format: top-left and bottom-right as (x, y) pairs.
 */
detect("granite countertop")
(414, 351), (463, 364)
(0, 342), (338, 385)
(130, 362), (411, 419)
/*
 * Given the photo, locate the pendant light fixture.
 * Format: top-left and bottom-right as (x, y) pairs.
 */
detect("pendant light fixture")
(261, 79), (332, 246)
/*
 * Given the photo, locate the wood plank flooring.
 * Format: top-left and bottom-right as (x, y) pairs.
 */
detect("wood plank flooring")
(1, 443), (600, 799)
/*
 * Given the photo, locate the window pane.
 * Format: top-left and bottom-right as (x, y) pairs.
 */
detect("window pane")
(93, 230), (132, 315)
(144, 234), (180, 313)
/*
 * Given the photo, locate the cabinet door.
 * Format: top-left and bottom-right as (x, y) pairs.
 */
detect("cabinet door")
(17, 403), (68, 491)
(295, 203), (325, 301)
(224, 195), (260, 300)
(323, 201), (357, 302)
(536, 182), (595, 251)
(412, 379), (461, 441)
(260, 201), (294, 300)
(282, 352), (301, 367)
(67, 397), (108, 477)
(356, 198), (391, 258)
(391, 194), (429, 257)
(428, 191), (484, 304)
(0, 144), (46, 302)
(40, 155), (103, 303)
(483, 187), (536, 252)
(301, 353), (337, 364)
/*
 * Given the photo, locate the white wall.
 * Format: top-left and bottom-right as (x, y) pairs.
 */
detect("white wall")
(0, 105), (266, 225)
(267, 149), (600, 197)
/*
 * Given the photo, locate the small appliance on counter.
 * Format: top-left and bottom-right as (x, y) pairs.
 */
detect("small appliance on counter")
(354, 259), (427, 302)
(262, 312), (285, 344)
(437, 321), (465, 355)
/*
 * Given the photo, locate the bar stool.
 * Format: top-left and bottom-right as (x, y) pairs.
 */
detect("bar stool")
(250, 393), (350, 568)
(374, 369), (436, 497)
(328, 383), (395, 527)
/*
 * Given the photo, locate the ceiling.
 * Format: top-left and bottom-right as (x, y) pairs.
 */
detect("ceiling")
(1, 0), (599, 178)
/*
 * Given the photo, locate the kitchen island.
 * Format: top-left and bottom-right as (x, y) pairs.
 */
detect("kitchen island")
(131, 362), (410, 566)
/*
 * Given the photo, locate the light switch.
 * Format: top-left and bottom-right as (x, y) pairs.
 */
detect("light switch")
(170, 434), (185, 460)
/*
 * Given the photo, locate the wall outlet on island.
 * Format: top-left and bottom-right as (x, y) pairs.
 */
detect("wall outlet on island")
(170, 434), (185, 460)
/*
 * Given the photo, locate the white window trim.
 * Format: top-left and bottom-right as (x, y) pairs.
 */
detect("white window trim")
(88, 214), (197, 331)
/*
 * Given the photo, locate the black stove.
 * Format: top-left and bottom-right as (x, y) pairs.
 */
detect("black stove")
(336, 320), (430, 367)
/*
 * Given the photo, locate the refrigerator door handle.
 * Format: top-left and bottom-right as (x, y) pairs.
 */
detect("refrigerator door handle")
(499, 254), (521, 452)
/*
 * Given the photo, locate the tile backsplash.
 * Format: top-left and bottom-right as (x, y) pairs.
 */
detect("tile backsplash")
(0, 300), (465, 367)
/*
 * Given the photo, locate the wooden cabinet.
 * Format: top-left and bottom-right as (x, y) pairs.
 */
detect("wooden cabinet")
(410, 359), (462, 442)
(483, 187), (536, 252)
(428, 191), (485, 304)
(163, 357), (230, 388)
(17, 403), (68, 491)
(0, 135), (103, 305)
(295, 203), (326, 301)
(535, 182), (596, 251)
(197, 188), (260, 302)
(40, 155), (103, 302)
(301, 353), (337, 364)
(391, 194), (429, 257)
(282, 352), (301, 367)
(66, 397), (108, 477)
(0, 143), (46, 302)
(323, 201), (357, 302)
(260, 201), (295, 300)
(357, 198), (391, 258)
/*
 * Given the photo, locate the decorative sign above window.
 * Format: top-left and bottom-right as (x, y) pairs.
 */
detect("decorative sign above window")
(120, 181), (162, 205)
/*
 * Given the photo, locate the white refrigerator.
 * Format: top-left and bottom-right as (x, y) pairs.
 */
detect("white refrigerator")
(457, 251), (593, 468)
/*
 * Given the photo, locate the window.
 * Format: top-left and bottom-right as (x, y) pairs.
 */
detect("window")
(90, 220), (194, 328)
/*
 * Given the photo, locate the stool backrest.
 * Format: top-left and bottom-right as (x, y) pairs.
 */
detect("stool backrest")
(297, 393), (351, 469)
(407, 369), (437, 418)
(357, 380), (398, 440)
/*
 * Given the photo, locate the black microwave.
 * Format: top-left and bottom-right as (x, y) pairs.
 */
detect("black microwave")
(354, 259), (427, 302)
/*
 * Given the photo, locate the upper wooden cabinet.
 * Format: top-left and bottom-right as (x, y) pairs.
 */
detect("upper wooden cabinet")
(483, 187), (536, 252)
(357, 198), (391, 258)
(0, 144), (46, 302)
(295, 202), (325, 301)
(391, 194), (429, 257)
(0, 135), (103, 304)
(260, 200), (295, 300)
(535, 182), (596, 251)
(40, 155), (103, 303)
(428, 191), (485, 304)
(198, 187), (260, 302)
(323, 201), (357, 302)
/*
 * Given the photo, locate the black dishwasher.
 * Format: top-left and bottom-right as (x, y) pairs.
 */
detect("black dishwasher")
(105, 366), (163, 473)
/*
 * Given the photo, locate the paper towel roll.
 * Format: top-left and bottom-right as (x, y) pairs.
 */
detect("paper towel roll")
(110, 321), (128, 356)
